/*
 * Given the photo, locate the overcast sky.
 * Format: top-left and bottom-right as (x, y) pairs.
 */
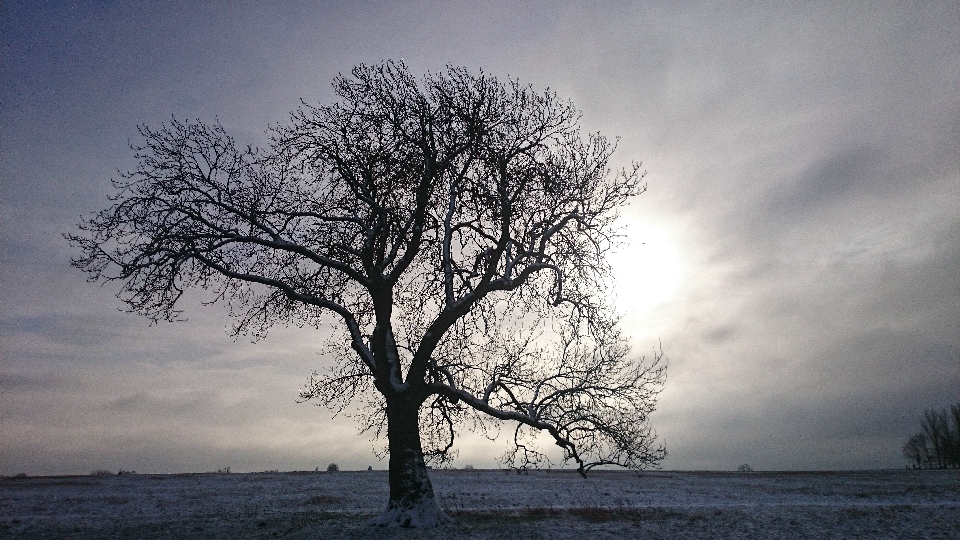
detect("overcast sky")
(2, 1), (958, 475)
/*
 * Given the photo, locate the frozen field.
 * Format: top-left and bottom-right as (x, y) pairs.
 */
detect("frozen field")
(2, 469), (958, 539)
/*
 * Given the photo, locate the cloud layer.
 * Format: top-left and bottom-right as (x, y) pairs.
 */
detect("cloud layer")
(2, 1), (957, 474)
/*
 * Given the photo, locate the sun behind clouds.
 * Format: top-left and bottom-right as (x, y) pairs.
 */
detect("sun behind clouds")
(609, 220), (684, 323)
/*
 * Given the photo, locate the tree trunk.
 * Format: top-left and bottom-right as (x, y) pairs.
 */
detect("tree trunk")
(367, 394), (452, 527)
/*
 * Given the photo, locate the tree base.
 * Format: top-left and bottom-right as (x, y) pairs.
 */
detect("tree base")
(366, 497), (453, 528)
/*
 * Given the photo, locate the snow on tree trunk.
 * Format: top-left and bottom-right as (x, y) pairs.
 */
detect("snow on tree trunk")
(367, 395), (452, 527)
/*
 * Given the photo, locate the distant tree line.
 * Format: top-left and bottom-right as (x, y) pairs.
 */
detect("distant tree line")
(902, 403), (960, 469)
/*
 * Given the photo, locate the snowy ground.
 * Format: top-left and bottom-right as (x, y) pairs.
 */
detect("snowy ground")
(2, 469), (958, 539)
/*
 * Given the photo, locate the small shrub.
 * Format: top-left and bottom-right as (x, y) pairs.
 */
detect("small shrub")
(736, 464), (754, 472)
(91, 469), (113, 476)
(217, 467), (231, 474)
(326, 463), (339, 472)
(13, 472), (29, 479)
(117, 470), (137, 475)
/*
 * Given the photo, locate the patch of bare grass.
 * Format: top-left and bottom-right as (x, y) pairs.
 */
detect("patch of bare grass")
(303, 494), (342, 505)
(450, 505), (692, 524)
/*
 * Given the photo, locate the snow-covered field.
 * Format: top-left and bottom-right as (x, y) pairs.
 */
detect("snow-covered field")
(2, 469), (958, 539)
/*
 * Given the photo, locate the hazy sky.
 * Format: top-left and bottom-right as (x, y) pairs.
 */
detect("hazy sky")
(2, 1), (958, 475)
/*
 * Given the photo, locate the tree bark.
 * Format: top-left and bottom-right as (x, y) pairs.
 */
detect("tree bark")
(367, 394), (452, 527)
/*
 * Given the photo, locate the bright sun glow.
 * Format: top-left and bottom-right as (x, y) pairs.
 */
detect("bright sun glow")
(608, 222), (684, 322)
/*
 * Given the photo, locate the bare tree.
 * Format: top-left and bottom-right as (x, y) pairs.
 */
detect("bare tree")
(950, 404), (960, 469)
(68, 61), (666, 527)
(922, 408), (950, 469)
(904, 404), (960, 470)
(902, 432), (929, 469)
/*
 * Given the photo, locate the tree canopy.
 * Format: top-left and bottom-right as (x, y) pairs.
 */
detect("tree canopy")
(70, 61), (666, 527)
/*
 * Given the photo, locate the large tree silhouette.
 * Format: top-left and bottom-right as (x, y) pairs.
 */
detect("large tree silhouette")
(69, 62), (666, 527)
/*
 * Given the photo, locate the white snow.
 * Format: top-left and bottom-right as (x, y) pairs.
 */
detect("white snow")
(365, 496), (453, 528)
(1, 469), (957, 538)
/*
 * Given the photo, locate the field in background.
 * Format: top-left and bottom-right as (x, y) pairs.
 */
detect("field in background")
(2, 469), (958, 539)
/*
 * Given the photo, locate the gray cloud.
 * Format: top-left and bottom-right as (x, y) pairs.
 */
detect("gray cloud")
(769, 146), (886, 220)
(3, 313), (124, 347)
(0, 372), (62, 391)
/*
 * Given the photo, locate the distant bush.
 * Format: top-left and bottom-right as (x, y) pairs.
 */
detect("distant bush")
(326, 463), (339, 472)
(463, 464), (475, 470)
(91, 469), (113, 476)
(737, 464), (754, 472)
(217, 467), (231, 474)
(117, 470), (137, 475)
(13, 472), (29, 479)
